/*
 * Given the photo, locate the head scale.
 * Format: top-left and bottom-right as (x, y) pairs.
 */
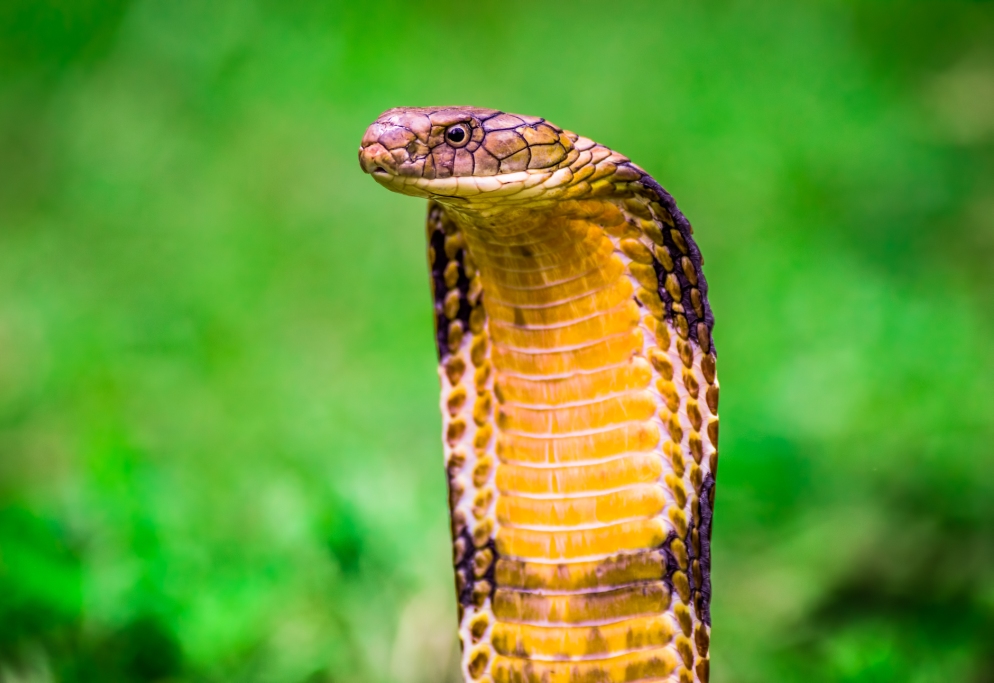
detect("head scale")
(358, 106), (576, 200)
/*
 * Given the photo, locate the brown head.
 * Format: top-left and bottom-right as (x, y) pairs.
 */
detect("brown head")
(358, 106), (581, 201)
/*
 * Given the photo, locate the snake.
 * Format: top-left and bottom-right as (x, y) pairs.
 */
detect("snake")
(358, 107), (718, 683)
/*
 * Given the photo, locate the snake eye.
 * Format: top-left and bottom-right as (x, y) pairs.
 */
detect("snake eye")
(445, 123), (471, 147)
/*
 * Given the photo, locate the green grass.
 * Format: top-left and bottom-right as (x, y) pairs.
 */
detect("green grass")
(1, 1), (993, 681)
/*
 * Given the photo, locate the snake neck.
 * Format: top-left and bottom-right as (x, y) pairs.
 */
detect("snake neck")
(439, 197), (695, 679)
(447, 200), (630, 314)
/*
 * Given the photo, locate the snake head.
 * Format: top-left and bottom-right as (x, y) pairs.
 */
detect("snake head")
(359, 106), (578, 200)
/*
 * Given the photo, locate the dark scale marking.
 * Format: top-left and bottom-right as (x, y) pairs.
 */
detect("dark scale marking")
(453, 264), (472, 327)
(427, 219), (450, 356)
(630, 167), (716, 357)
(658, 531), (681, 596)
(650, 255), (669, 308)
(453, 527), (498, 609)
(684, 508), (702, 612)
(695, 474), (716, 625)
(428, 203), (473, 360)
(659, 485), (714, 625)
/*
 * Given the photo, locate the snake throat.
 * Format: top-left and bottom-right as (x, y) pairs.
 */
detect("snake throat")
(361, 107), (720, 683)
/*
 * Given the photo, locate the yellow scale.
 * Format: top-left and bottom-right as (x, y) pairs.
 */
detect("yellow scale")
(448, 201), (695, 683)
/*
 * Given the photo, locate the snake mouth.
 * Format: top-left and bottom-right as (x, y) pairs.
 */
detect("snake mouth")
(358, 142), (401, 178)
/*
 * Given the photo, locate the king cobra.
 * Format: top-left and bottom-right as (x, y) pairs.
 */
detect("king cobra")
(359, 107), (718, 683)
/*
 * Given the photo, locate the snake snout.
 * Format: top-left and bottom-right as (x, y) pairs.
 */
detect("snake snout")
(360, 121), (424, 178)
(358, 142), (397, 176)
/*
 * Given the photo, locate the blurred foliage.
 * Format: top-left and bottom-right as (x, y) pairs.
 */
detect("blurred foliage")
(1, 1), (993, 681)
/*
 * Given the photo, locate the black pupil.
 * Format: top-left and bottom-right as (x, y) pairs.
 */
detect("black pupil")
(447, 126), (466, 143)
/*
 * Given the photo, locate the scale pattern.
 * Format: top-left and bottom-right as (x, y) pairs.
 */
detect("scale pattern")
(360, 107), (719, 683)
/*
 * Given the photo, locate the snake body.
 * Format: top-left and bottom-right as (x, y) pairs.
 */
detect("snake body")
(359, 107), (718, 683)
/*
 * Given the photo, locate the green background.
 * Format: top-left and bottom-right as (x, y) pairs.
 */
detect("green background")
(1, 1), (993, 681)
